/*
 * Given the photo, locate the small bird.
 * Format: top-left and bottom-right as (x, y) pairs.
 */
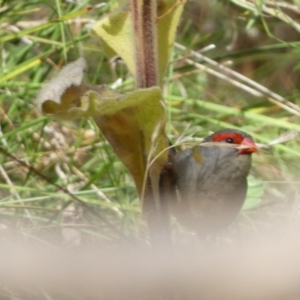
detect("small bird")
(170, 129), (257, 236)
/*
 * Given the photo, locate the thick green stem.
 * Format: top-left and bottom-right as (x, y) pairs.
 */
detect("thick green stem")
(131, 0), (158, 88)
(142, 0), (158, 87)
(130, 0), (170, 245)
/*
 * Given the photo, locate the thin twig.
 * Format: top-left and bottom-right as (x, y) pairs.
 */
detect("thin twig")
(175, 43), (300, 116)
(0, 147), (132, 244)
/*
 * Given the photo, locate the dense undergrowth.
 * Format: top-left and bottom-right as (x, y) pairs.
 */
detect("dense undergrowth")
(0, 0), (300, 298)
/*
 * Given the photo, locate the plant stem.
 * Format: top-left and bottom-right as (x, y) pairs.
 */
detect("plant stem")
(142, 0), (158, 87)
(130, 0), (170, 245)
(131, 0), (158, 88)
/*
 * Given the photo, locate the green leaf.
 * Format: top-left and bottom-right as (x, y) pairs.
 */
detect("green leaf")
(37, 58), (168, 200)
(91, 0), (185, 84)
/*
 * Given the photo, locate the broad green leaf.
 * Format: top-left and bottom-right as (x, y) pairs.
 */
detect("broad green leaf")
(91, 0), (185, 84)
(157, 0), (185, 83)
(93, 87), (168, 199)
(37, 58), (168, 199)
(91, 3), (135, 76)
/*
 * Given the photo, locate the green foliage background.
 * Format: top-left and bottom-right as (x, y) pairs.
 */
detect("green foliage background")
(0, 0), (299, 249)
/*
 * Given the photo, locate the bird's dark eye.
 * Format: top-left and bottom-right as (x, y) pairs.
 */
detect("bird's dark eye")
(225, 137), (234, 143)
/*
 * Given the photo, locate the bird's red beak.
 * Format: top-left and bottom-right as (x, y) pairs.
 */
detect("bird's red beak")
(238, 137), (257, 154)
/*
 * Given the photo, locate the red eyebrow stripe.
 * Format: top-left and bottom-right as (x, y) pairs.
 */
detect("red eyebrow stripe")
(211, 132), (245, 144)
